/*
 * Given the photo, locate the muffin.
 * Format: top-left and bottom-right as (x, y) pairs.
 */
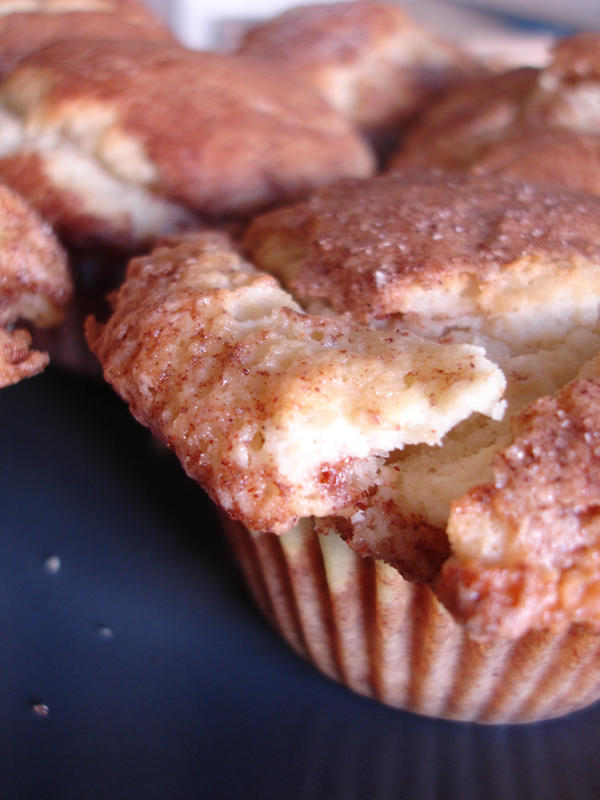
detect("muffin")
(88, 170), (600, 723)
(0, 39), (373, 251)
(391, 34), (600, 196)
(237, 0), (478, 152)
(0, 179), (71, 387)
(0, 36), (374, 374)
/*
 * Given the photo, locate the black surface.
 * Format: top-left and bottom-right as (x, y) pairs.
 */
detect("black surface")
(2, 369), (600, 800)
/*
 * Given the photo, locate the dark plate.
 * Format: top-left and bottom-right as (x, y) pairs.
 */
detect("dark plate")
(2, 369), (600, 800)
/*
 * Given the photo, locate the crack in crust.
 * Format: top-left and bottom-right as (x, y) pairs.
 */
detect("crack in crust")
(243, 167), (600, 635)
(0, 39), (374, 249)
(86, 233), (504, 534)
(437, 376), (600, 638)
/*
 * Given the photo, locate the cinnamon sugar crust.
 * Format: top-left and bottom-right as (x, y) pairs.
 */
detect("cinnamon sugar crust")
(0, 40), (373, 248)
(237, 0), (476, 137)
(391, 34), (600, 193)
(0, 180), (71, 386)
(317, 504), (450, 584)
(391, 67), (538, 171)
(244, 171), (600, 328)
(437, 377), (600, 638)
(0, 10), (174, 80)
(87, 234), (504, 534)
(243, 168), (600, 635)
(469, 126), (600, 196)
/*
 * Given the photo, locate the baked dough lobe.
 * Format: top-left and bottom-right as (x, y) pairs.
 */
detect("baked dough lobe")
(244, 171), (600, 353)
(0, 179), (71, 386)
(244, 170), (600, 633)
(237, 0), (475, 136)
(391, 35), (600, 196)
(0, 40), (374, 248)
(438, 375), (600, 638)
(87, 234), (505, 534)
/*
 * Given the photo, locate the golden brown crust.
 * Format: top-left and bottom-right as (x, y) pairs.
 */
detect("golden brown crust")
(87, 233), (504, 534)
(237, 0), (476, 136)
(436, 378), (600, 638)
(0, 10), (174, 79)
(244, 170), (600, 322)
(240, 1), (416, 67)
(548, 33), (600, 77)
(0, 40), (374, 231)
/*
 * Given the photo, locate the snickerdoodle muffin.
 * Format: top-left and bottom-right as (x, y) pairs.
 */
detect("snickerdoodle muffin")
(0, 180), (71, 386)
(89, 171), (600, 722)
(0, 39), (374, 251)
(391, 34), (600, 196)
(0, 36), (375, 373)
(237, 0), (477, 150)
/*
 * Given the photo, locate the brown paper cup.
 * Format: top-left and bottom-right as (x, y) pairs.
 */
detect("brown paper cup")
(222, 515), (600, 724)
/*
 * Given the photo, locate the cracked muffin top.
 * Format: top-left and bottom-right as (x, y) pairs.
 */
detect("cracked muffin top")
(391, 34), (600, 195)
(0, 39), (374, 249)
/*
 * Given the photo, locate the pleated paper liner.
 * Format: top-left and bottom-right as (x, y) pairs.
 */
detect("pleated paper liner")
(222, 515), (600, 724)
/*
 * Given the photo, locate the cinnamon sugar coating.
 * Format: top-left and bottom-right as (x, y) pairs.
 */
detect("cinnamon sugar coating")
(437, 377), (600, 638)
(237, 0), (476, 137)
(0, 8), (173, 80)
(87, 234), (504, 534)
(391, 34), (600, 194)
(317, 504), (450, 584)
(244, 171), (600, 324)
(0, 180), (71, 387)
(469, 126), (600, 196)
(0, 40), (373, 249)
(391, 67), (537, 171)
(243, 168), (600, 635)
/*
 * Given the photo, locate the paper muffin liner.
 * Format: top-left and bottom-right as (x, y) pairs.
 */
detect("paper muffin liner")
(222, 514), (600, 724)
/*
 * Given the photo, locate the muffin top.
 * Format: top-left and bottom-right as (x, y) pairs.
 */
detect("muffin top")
(438, 371), (600, 638)
(390, 67), (538, 170)
(244, 169), (600, 636)
(87, 233), (504, 534)
(237, 0), (476, 137)
(0, 39), (374, 249)
(0, 180), (71, 386)
(244, 171), (600, 338)
(392, 34), (600, 194)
